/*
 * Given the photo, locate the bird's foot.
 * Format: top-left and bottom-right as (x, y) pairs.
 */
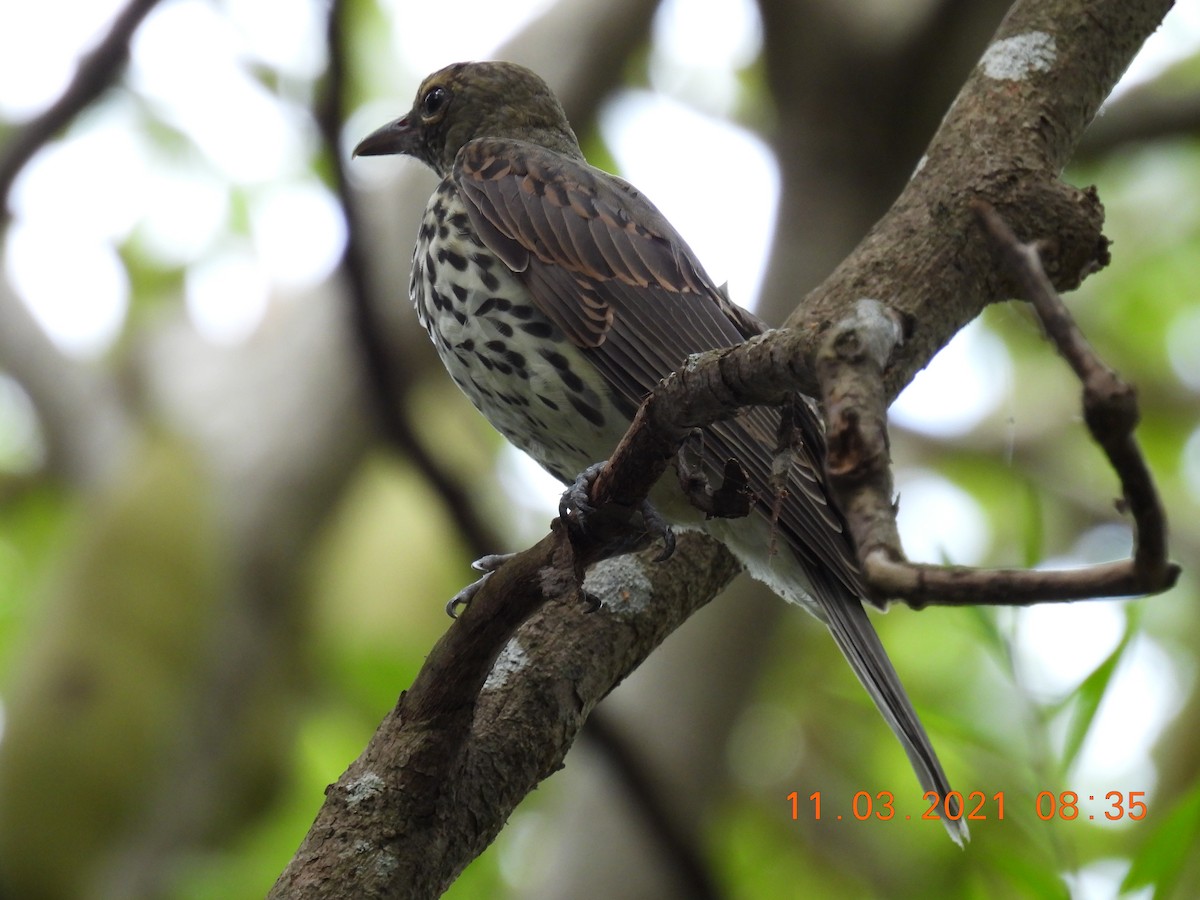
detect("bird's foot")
(445, 552), (516, 618)
(558, 462), (605, 524)
(558, 461), (675, 562)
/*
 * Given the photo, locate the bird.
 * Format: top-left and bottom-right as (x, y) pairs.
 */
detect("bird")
(354, 60), (967, 845)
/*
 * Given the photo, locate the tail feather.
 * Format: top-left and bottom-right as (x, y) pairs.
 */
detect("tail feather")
(821, 593), (969, 846)
(700, 511), (968, 845)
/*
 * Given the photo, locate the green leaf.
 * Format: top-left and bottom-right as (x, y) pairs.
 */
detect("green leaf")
(1058, 604), (1139, 772)
(986, 848), (1072, 900)
(1121, 779), (1200, 897)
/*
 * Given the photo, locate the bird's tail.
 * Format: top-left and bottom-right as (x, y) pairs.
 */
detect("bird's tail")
(821, 592), (970, 846)
(698, 497), (967, 844)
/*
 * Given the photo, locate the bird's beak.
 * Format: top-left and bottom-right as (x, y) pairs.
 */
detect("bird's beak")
(352, 115), (414, 158)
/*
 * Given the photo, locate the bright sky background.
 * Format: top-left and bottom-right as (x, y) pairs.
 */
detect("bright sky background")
(2, 1), (1199, 885)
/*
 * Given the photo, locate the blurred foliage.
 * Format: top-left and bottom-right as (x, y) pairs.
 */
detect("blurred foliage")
(1, 1), (1199, 898)
(0, 484), (70, 662)
(0, 434), (229, 895)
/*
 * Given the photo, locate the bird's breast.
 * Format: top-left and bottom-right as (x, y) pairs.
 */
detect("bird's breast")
(410, 184), (631, 482)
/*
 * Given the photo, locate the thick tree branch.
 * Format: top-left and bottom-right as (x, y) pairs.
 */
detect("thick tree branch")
(269, 533), (739, 898)
(755, 0), (1014, 314)
(586, 0), (1181, 605)
(786, 0), (1174, 397)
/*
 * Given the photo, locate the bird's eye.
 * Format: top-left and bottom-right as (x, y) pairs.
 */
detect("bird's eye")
(421, 86), (448, 119)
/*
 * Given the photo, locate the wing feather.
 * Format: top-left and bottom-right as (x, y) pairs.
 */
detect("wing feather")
(454, 137), (862, 595)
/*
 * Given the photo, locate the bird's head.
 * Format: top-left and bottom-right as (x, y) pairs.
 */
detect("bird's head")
(353, 61), (583, 178)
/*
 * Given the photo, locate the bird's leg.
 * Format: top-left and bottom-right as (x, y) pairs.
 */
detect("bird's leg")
(559, 461), (676, 562)
(445, 552), (517, 618)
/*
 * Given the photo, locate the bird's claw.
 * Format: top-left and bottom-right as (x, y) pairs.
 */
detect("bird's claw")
(446, 573), (490, 618)
(445, 553), (516, 618)
(559, 461), (604, 523)
(642, 500), (676, 562)
(471, 553), (514, 573)
(558, 461), (675, 562)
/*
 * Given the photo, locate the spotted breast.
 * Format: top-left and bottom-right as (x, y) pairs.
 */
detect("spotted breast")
(410, 181), (630, 483)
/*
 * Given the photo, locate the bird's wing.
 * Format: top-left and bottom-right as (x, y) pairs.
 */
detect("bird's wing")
(453, 137), (862, 595)
(453, 138), (966, 841)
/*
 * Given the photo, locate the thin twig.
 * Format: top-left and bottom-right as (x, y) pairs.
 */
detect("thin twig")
(974, 200), (1175, 585)
(1079, 89), (1200, 159)
(0, 0), (164, 216)
(316, 0), (499, 557)
(865, 556), (1172, 608)
(850, 204), (1179, 607)
(583, 715), (724, 900)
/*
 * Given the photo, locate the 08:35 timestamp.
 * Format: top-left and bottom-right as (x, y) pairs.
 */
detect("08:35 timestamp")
(788, 790), (1148, 823)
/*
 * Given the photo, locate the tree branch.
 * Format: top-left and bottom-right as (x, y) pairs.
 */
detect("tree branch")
(814, 236), (1179, 606)
(813, 298), (906, 579)
(269, 532), (740, 898)
(580, 714), (723, 900)
(0, 0), (164, 217)
(785, 0), (1175, 396)
(1079, 84), (1200, 159)
(0, 0), (158, 486)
